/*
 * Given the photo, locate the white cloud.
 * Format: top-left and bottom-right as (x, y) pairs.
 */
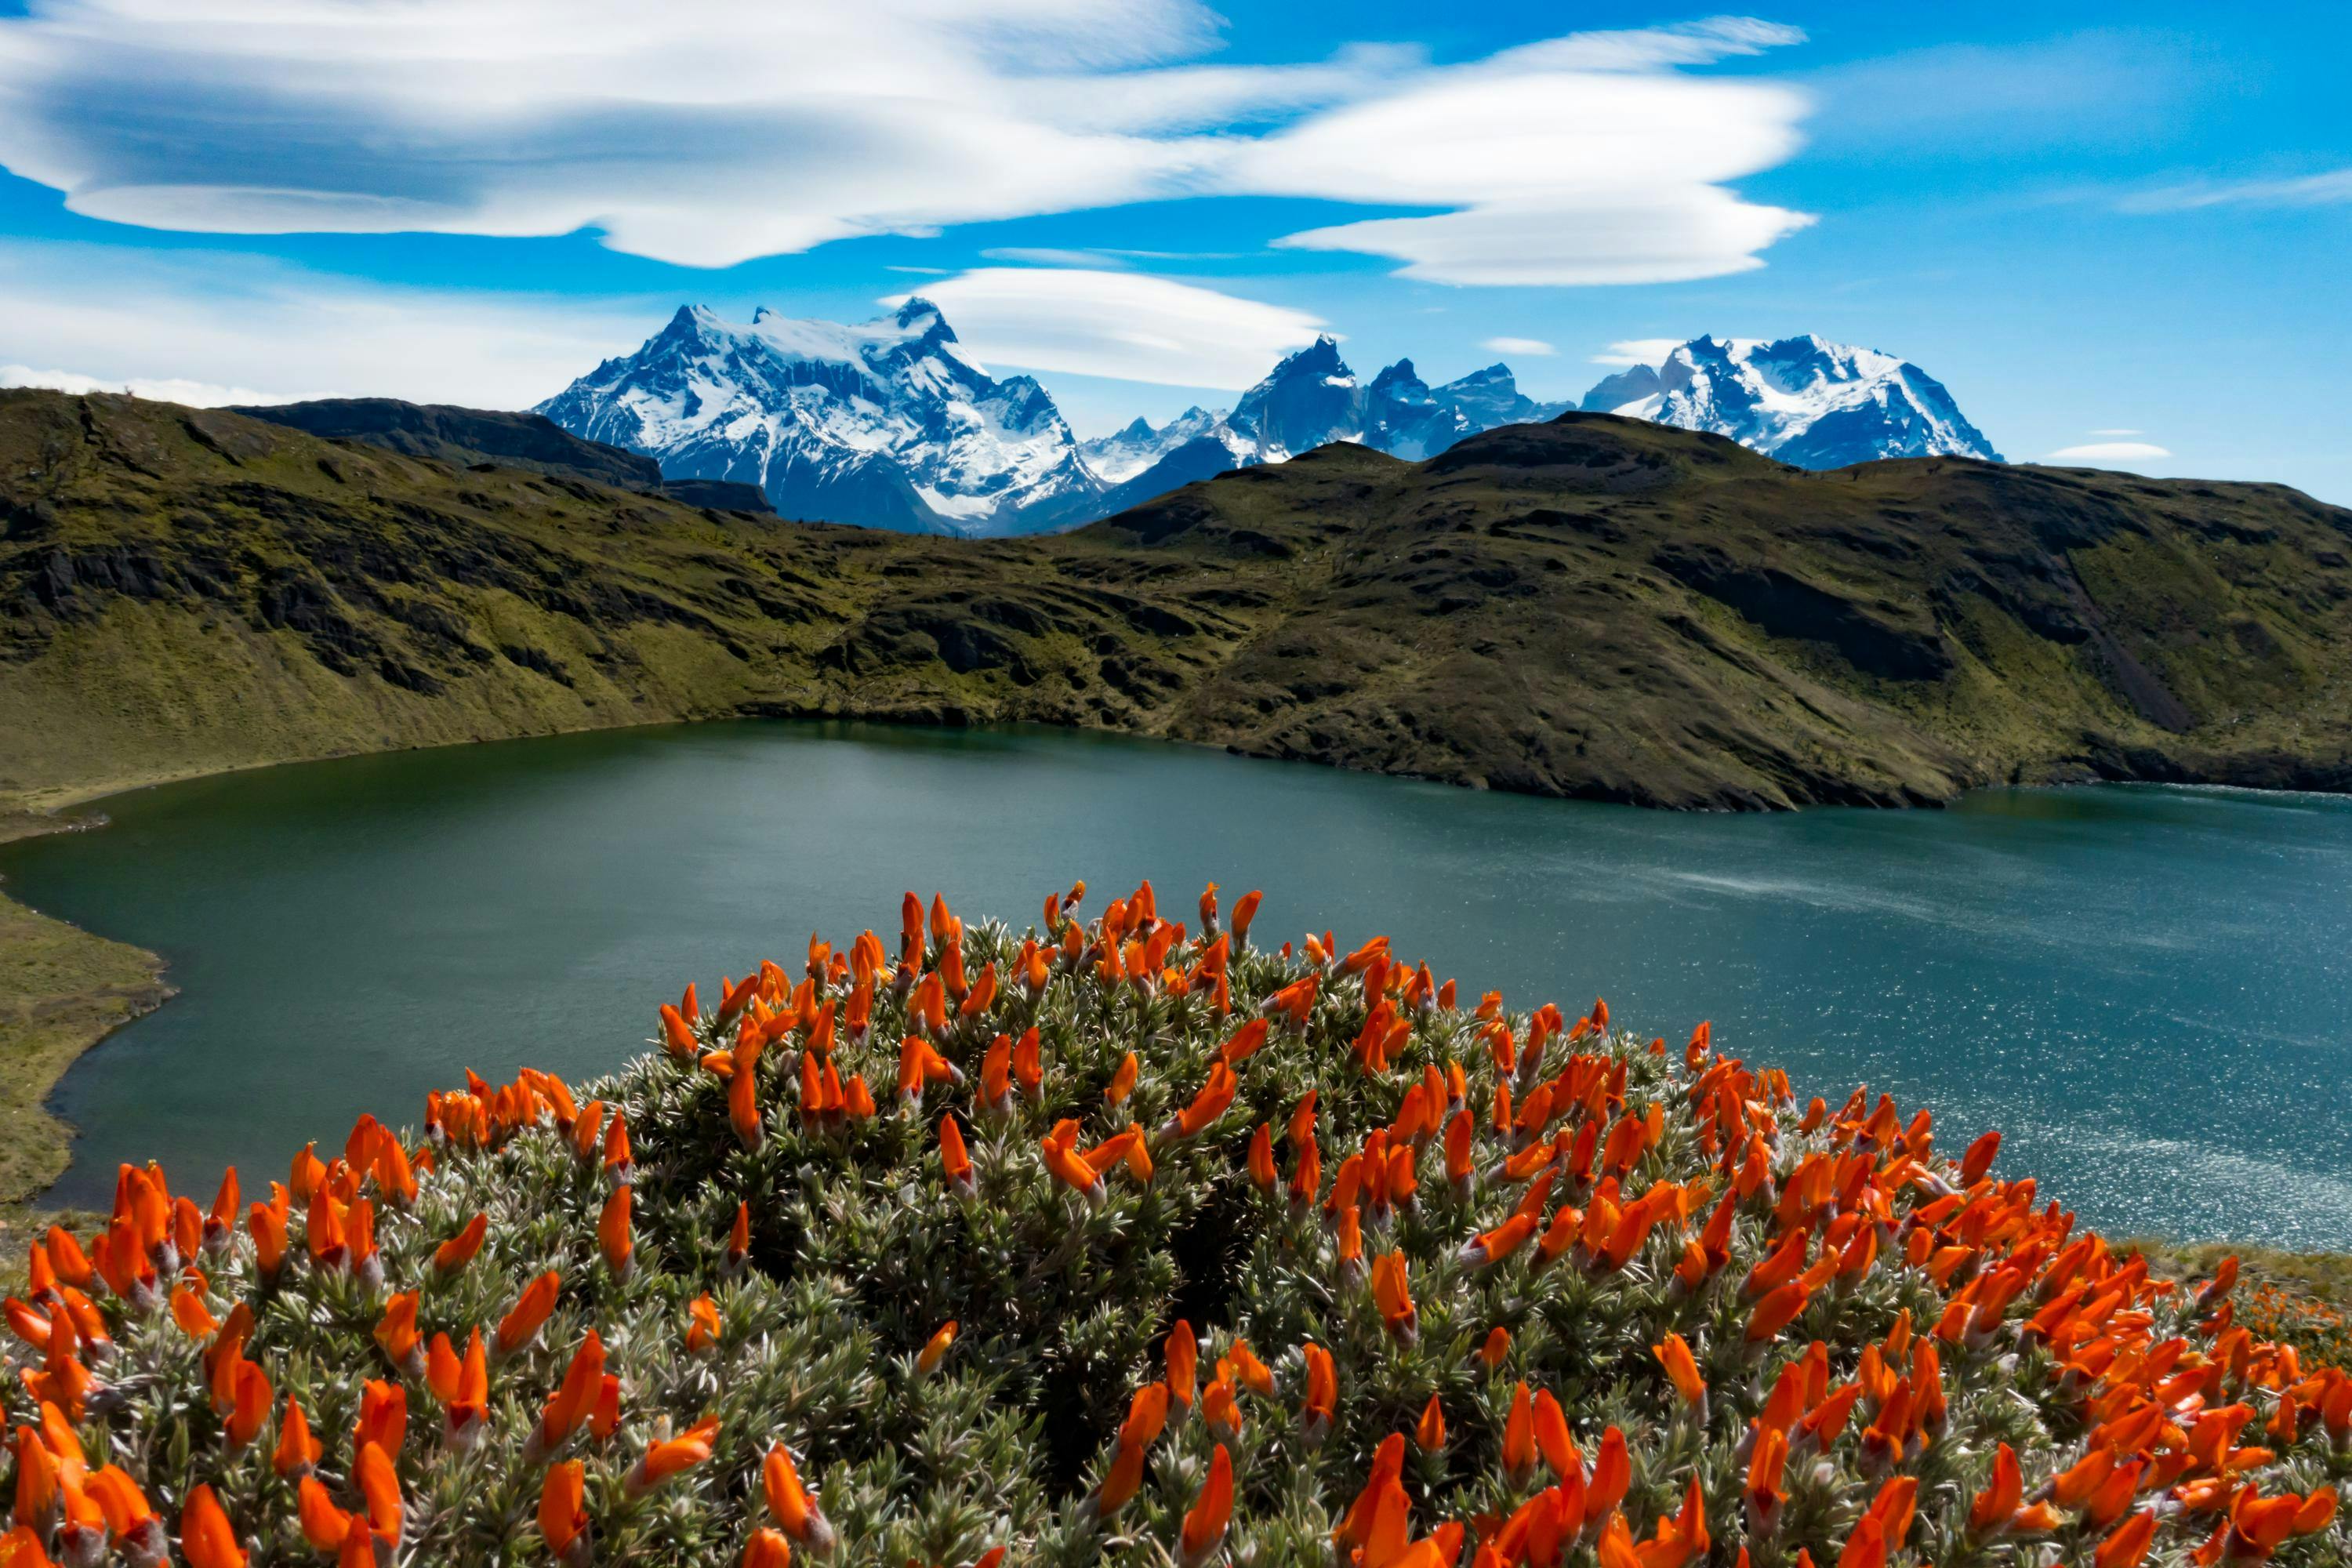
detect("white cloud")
(0, 241), (652, 408)
(2047, 441), (2170, 463)
(980, 247), (1133, 268)
(883, 267), (1326, 388)
(1480, 336), (1555, 357)
(0, 365), (291, 407)
(1254, 22), (1814, 284)
(1591, 338), (1684, 368)
(2089, 427), (2143, 437)
(2118, 168), (2352, 214)
(0, 2), (1814, 285)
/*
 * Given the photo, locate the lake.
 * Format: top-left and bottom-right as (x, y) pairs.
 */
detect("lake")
(5, 720), (2349, 1247)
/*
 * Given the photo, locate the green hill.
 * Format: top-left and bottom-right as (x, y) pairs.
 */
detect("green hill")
(5, 389), (2350, 814)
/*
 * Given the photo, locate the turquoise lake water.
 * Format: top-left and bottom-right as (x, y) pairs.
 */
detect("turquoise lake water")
(4, 720), (2347, 1247)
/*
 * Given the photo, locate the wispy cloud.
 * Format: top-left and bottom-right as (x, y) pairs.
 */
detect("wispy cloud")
(0, 365), (290, 408)
(883, 267), (1327, 387)
(981, 247), (1134, 269)
(2048, 441), (2170, 462)
(0, 2), (1814, 286)
(0, 241), (652, 409)
(2089, 427), (2143, 436)
(1591, 338), (1683, 367)
(1480, 336), (1555, 357)
(2117, 168), (2352, 214)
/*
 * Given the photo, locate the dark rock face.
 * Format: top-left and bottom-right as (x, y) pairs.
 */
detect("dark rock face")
(236, 400), (662, 489)
(657, 478), (775, 514)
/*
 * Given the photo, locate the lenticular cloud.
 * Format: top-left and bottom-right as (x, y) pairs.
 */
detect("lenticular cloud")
(0, 0), (1815, 286)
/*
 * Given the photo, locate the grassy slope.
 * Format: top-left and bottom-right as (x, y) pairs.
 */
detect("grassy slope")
(0, 812), (169, 1206)
(5, 389), (2351, 818)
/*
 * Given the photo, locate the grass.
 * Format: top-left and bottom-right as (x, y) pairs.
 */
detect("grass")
(0, 811), (170, 1210)
(2131, 1238), (2352, 1376)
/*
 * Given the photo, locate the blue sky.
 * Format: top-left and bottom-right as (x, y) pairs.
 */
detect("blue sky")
(0, 0), (2344, 499)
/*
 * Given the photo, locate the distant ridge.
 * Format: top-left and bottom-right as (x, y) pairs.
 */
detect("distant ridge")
(237, 397), (775, 513)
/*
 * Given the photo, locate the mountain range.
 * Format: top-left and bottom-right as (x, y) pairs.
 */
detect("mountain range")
(7, 388), (2347, 818)
(536, 304), (2002, 536)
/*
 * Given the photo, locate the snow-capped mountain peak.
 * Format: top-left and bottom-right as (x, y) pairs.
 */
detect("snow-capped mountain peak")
(1077, 405), (1246, 486)
(539, 303), (2000, 539)
(536, 301), (1100, 535)
(1230, 336), (1364, 461)
(1579, 334), (1999, 467)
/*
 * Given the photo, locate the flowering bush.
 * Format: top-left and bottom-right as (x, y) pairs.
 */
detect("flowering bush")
(4, 880), (2347, 1567)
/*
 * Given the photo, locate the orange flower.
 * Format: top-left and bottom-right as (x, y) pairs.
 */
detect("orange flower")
(1745, 1279), (1812, 1344)
(354, 1440), (404, 1548)
(179, 1485), (246, 1568)
(275, 1396), (322, 1478)
(1510, 1385), (1570, 1481)
(1246, 1123), (1277, 1190)
(169, 1285), (220, 1339)
(1166, 1319), (1198, 1412)
(432, 1214), (488, 1276)
(1230, 890), (1262, 946)
(2092, 1511), (2158, 1568)
(1653, 1333), (1707, 1410)
(428, 1327), (490, 1441)
(226, 1359), (273, 1448)
(537, 1331), (606, 1454)
(917, 1321), (957, 1377)
(659, 1002), (698, 1058)
(1501, 1382), (1537, 1480)
(1203, 1375), (1243, 1439)
(730, 1053), (764, 1149)
(373, 1290), (423, 1376)
(1414, 1394), (1446, 1450)
(1584, 1425), (1630, 1524)
(1301, 1342), (1337, 1435)
(354, 1379), (406, 1458)
(938, 1116), (975, 1197)
(686, 1295), (722, 1355)
(1218, 1019), (1269, 1066)
(742, 1527), (792, 1568)
(13, 1427), (57, 1535)
(539, 1460), (590, 1563)
(1969, 1443), (2022, 1535)
(728, 1203), (751, 1271)
(1225, 1340), (1274, 1399)
(85, 1466), (162, 1559)
(1041, 1130), (1106, 1203)
(1179, 1443), (1232, 1565)
(1106, 1051), (1139, 1106)
(1460, 1214), (1537, 1269)
(627, 1415), (720, 1497)
(762, 1444), (837, 1554)
(599, 1186), (633, 1278)
(495, 1271), (561, 1357)
(1164, 1062), (1239, 1141)
(1371, 1251), (1417, 1340)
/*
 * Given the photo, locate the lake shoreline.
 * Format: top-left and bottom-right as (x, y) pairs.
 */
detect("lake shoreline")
(12, 689), (2352, 829)
(0, 809), (172, 1223)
